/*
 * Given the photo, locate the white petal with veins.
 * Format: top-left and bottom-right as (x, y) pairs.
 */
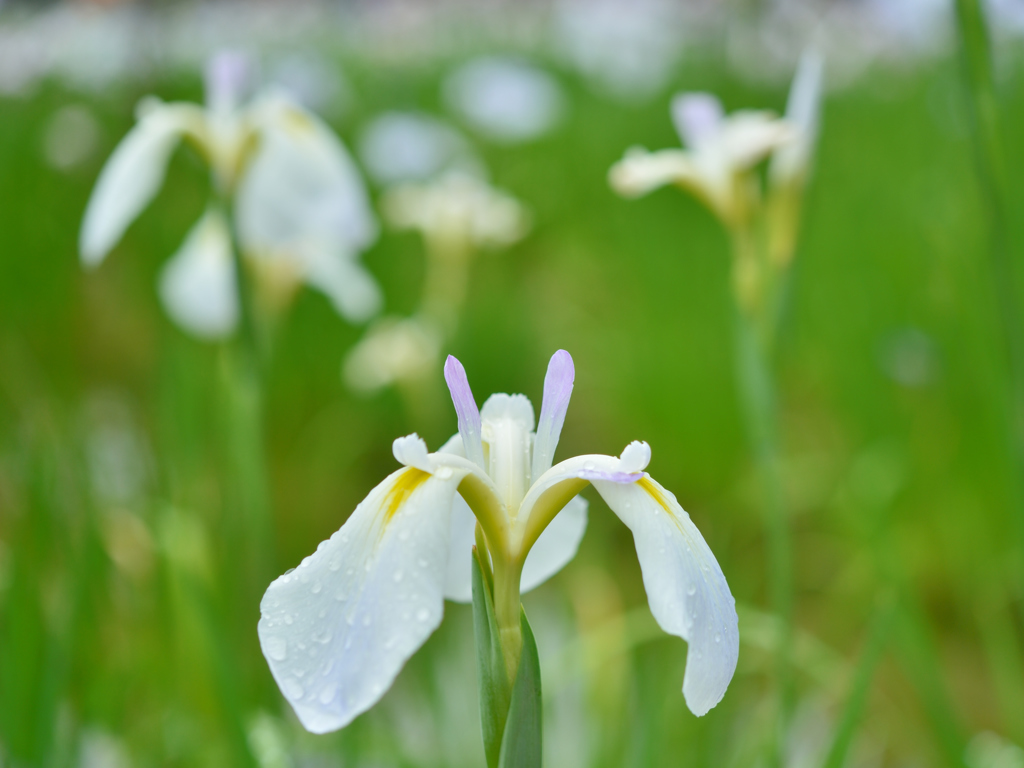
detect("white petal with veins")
(258, 465), (468, 733)
(590, 475), (738, 716)
(80, 102), (203, 266)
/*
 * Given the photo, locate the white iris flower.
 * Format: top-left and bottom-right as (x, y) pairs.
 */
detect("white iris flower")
(259, 350), (738, 733)
(80, 52), (380, 339)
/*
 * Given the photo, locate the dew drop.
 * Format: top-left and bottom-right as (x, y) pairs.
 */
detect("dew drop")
(417, 558), (429, 568)
(294, 668), (305, 678)
(687, 584), (697, 596)
(340, 533), (349, 544)
(297, 642), (306, 651)
(284, 614), (294, 625)
(393, 570), (404, 583)
(323, 660), (334, 676)
(318, 609), (327, 619)
(283, 679), (304, 700)
(311, 580), (323, 594)
(583, 460), (596, 470)
(319, 684), (338, 705)
(416, 608), (431, 622)
(328, 559), (342, 572)
(346, 567), (355, 577)
(335, 590), (347, 602)
(344, 636), (353, 650)
(714, 633), (721, 643)
(345, 614), (355, 626)
(362, 615), (372, 627)
(436, 466), (453, 480)
(398, 530), (410, 541)
(265, 637), (287, 661)
(385, 637), (397, 649)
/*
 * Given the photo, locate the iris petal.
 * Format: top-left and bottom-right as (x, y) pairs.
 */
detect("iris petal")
(258, 465), (467, 733)
(589, 475), (738, 716)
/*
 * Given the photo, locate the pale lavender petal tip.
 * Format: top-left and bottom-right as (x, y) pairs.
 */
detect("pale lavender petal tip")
(578, 469), (643, 484)
(531, 349), (575, 480)
(443, 355), (485, 468)
(671, 92), (724, 150)
(205, 50), (251, 111)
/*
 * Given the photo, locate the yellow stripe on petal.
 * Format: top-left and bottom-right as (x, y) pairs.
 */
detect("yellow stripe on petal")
(382, 468), (431, 526)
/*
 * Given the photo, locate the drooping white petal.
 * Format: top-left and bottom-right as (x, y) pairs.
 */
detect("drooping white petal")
(236, 95), (379, 321)
(671, 92), (724, 150)
(157, 210), (238, 340)
(301, 241), (382, 323)
(589, 474), (738, 716)
(771, 51), (824, 186)
(80, 102), (204, 266)
(608, 148), (704, 199)
(532, 349), (575, 482)
(443, 493), (588, 603)
(258, 464), (469, 734)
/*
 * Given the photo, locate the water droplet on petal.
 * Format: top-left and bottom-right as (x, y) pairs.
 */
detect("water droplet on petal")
(283, 679), (304, 699)
(398, 530), (410, 541)
(416, 608), (430, 622)
(311, 580), (323, 594)
(328, 558), (341, 572)
(284, 614), (294, 625)
(417, 558), (429, 568)
(323, 660), (334, 676)
(318, 609), (327, 619)
(687, 584), (697, 596)
(265, 637), (287, 661)
(714, 633), (721, 643)
(362, 615), (372, 627)
(319, 684), (337, 705)
(393, 570), (404, 583)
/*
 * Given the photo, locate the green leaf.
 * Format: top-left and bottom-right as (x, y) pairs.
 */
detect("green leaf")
(498, 607), (543, 768)
(472, 547), (511, 768)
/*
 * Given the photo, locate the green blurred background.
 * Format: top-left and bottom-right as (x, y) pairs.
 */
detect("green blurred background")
(2, 1), (1024, 766)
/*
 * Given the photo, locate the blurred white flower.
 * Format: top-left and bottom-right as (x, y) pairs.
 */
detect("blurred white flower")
(966, 732), (1024, 768)
(343, 316), (443, 394)
(259, 351), (737, 733)
(80, 51), (380, 340)
(77, 728), (132, 768)
(382, 171), (529, 251)
(358, 112), (481, 187)
(609, 93), (794, 226)
(42, 105), (102, 172)
(554, 0), (686, 102)
(267, 52), (349, 115)
(443, 57), (564, 144)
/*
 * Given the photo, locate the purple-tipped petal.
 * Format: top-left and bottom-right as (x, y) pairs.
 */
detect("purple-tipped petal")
(531, 350), (575, 482)
(671, 93), (724, 150)
(577, 469), (643, 484)
(443, 355), (485, 468)
(205, 50), (252, 114)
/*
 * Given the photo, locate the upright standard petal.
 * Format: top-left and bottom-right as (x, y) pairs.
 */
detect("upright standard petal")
(532, 349), (575, 482)
(671, 92), (724, 150)
(258, 464), (468, 733)
(80, 102), (204, 266)
(157, 210), (239, 340)
(443, 355), (486, 469)
(589, 474), (738, 716)
(771, 51), (824, 186)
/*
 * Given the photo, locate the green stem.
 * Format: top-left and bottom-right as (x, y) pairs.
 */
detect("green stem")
(954, 0), (1024, 594)
(492, 557), (525, 686)
(734, 307), (793, 764)
(821, 596), (895, 768)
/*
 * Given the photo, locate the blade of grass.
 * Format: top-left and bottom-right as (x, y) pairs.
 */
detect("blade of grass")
(821, 596), (895, 768)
